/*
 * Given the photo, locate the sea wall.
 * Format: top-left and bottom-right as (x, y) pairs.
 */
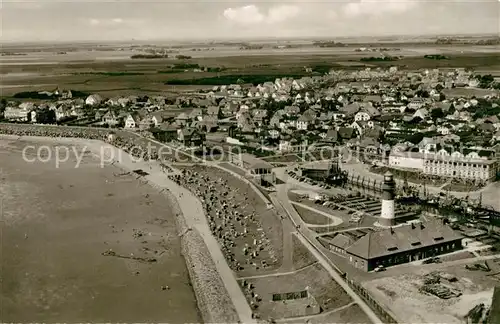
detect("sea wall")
(164, 190), (239, 323)
(0, 124), (239, 323)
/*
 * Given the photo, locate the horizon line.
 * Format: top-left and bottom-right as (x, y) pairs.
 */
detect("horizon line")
(1, 32), (498, 45)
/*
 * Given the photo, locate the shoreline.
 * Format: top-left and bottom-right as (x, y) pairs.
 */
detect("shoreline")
(0, 134), (242, 323)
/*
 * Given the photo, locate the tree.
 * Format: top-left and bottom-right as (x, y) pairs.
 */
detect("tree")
(439, 93), (446, 101)
(448, 103), (456, 115)
(0, 98), (6, 117)
(406, 132), (424, 145)
(36, 109), (56, 124)
(431, 108), (445, 120)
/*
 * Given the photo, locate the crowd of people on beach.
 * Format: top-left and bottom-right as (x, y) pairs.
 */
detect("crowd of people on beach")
(0, 123), (111, 140)
(170, 167), (278, 274)
(0, 123), (192, 164)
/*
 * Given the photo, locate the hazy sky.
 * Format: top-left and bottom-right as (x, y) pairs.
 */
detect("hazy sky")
(1, 0), (499, 42)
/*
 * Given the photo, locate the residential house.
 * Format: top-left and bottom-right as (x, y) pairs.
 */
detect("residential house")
(199, 115), (219, 132)
(4, 104), (31, 122)
(252, 109), (268, 126)
(103, 111), (119, 127)
(189, 108), (203, 121)
(437, 125), (451, 135)
(408, 98), (425, 110)
(85, 94), (103, 106)
(413, 108), (429, 120)
(297, 110), (317, 131)
(418, 137), (437, 153)
(177, 128), (205, 147)
(175, 112), (190, 127)
(207, 105), (221, 118)
(55, 105), (72, 121)
(340, 102), (361, 118)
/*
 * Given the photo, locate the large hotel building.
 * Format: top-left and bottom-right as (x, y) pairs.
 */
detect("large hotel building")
(389, 150), (499, 182)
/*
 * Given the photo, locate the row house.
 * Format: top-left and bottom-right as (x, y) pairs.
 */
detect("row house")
(4, 106), (31, 122)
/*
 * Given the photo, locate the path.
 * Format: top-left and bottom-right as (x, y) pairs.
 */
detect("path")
(269, 195), (297, 273)
(293, 234), (383, 324)
(92, 142), (255, 324)
(238, 262), (319, 280)
(273, 185), (383, 324)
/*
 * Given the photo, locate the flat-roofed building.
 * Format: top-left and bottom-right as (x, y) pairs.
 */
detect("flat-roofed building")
(388, 150), (499, 182)
(388, 150), (424, 170)
(230, 153), (275, 184)
(300, 161), (341, 181)
(423, 153), (498, 182)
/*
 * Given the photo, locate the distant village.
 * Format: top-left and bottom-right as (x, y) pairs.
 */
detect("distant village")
(2, 66), (500, 185)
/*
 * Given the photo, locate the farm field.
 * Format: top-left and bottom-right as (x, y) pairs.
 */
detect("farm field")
(0, 137), (200, 322)
(1, 43), (500, 97)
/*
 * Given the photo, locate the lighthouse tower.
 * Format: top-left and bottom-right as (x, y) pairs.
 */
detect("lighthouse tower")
(379, 171), (396, 227)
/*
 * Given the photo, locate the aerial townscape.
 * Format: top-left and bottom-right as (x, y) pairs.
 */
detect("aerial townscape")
(2, 1), (500, 324)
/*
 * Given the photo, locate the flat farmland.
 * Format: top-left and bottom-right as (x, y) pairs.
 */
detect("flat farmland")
(0, 137), (200, 323)
(2, 44), (500, 97)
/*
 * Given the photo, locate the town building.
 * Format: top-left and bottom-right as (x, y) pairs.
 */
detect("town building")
(322, 220), (463, 271)
(230, 153), (275, 184)
(177, 128), (205, 147)
(388, 150), (499, 182)
(3, 106), (30, 122)
(300, 161), (342, 181)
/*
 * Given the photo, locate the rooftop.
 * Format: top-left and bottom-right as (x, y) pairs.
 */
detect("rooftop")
(239, 153), (273, 170)
(345, 220), (463, 260)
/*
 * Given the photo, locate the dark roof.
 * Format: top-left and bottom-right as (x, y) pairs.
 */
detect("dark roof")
(346, 220), (462, 260)
(329, 233), (356, 250)
(239, 153), (273, 170)
(207, 105), (220, 116)
(338, 127), (355, 139)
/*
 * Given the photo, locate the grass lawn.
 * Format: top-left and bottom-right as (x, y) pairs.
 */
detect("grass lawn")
(291, 233), (317, 270)
(242, 263), (353, 319)
(293, 204), (332, 226)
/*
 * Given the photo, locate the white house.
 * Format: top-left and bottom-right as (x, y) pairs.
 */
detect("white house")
(296, 115), (310, 130)
(355, 111), (371, 122)
(413, 108), (429, 120)
(124, 114), (139, 128)
(388, 151), (425, 170)
(4, 106), (30, 122)
(408, 98), (425, 110)
(437, 126), (451, 135)
(85, 94), (102, 106)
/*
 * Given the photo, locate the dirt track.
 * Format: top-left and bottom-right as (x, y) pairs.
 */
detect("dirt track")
(0, 137), (200, 322)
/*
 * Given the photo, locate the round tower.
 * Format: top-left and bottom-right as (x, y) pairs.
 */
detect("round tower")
(379, 171), (396, 227)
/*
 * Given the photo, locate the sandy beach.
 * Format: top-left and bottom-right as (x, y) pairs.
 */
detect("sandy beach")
(0, 136), (201, 322)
